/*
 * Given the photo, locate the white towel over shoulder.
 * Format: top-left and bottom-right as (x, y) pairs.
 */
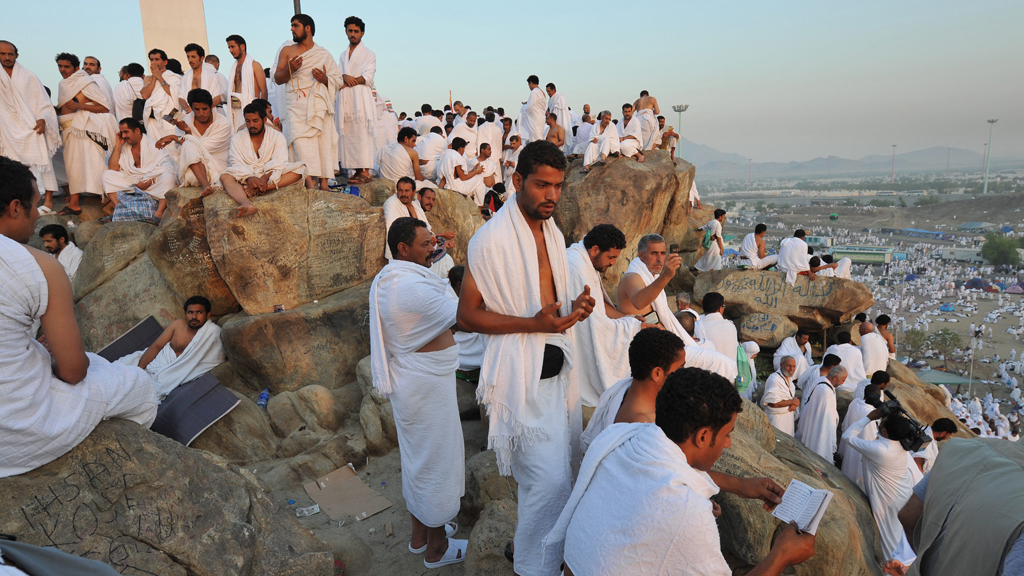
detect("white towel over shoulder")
(117, 321), (225, 400)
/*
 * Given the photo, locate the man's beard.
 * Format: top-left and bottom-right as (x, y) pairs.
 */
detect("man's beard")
(248, 125), (265, 136)
(521, 199), (556, 221)
(187, 320), (202, 328)
(292, 31), (307, 43)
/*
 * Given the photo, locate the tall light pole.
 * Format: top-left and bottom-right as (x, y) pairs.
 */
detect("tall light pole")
(890, 144), (897, 184)
(983, 119), (998, 194)
(671, 104), (689, 158)
(946, 147), (951, 174)
(293, 0), (301, 13)
(748, 158), (752, 187)
(982, 143), (988, 174)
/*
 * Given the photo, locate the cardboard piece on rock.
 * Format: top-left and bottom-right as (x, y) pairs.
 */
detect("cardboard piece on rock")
(303, 465), (392, 522)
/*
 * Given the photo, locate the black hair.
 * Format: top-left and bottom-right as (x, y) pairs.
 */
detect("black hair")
(714, 208), (726, 219)
(450, 137), (467, 151)
(755, 223), (767, 234)
(344, 16), (365, 32)
(796, 328), (810, 337)
(166, 59), (183, 74)
(583, 224), (626, 252)
(85, 55), (101, 68)
(242, 102), (267, 119)
(0, 40), (17, 55)
(148, 48), (168, 61)
(854, 312), (867, 322)
(387, 216), (427, 257)
(629, 328), (685, 380)
(876, 314), (891, 326)
(226, 34), (246, 49)
(821, 254), (835, 264)
(420, 103), (432, 114)
(184, 43), (205, 58)
(837, 331), (852, 344)
(396, 176), (415, 190)
(864, 384), (882, 405)
(292, 13), (315, 36)
(118, 117), (146, 134)
(546, 82), (556, 91)
(480, 143), (491, 152)
(251, 98), (272, 114)
(39, 224), (69, 242)
(55, 52), (79, 68)
(807, 246), (815, 255)
(448, 265), (465, 285)
(882, 413), (915, 441)
(187, 88), (213, 108)
(397, 126), (417, 143)
(515, 140), (566, 180)
(485, 112), (495, 123)
(870, 370), (891, 385)
(125, 62), (145, 77)
(527, 74), (539, 85)
(622, 102), (633, 111)
(548, 113), (557, 121)
(932, 418), (957, 434)
(640, 90), (649, 96)
(656, 367), (742, 445)
(822, 353), (841, 368)
(183, 295), (212, 313)
(702, 292), (725, 313)
(794, 229), (806, 238)
(809, 256), (821, 268)
(430, 126), (443, 135)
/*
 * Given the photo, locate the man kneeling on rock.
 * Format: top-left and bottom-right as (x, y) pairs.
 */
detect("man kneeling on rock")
(218, 102), (305, 218)
(545, 365), (815, 575)
(369, 216), (467, 569)
(116, 295), (225, 401)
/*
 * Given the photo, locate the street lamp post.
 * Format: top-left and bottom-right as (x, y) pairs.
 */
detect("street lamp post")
(890, 144), (897, 184)
(293, 0), (301, 13)
(983, 119), (998, 194)
(671, 104), (688, 158)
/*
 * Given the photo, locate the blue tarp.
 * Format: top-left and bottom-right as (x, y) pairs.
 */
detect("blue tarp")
(905, 274), (919, 281)
(1002, 226), (1014, 233)
(939, 304), (956, 312)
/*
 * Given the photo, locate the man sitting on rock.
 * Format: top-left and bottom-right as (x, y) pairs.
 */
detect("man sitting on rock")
(436, 137), (486, 208)
(700, 291), (738, 363)
(777, 229), (813, 285)
(101, 117), (178, 223)
(382, 177), (454, 277)
(155, 88), (232, 195)
(774, 328), (813, 378)
(378, 127), (436, 190)
(116, 295), (225, 401)
(0, 156), (157, 478)
(219, 102), (305, 218)
(39, 223), (83, 281)
(547, 366), (814, 576)
(859, 321), (890, 376)
(738, 223), (778, 270)
(825, 331), (867, 392)
(676, 308), (739, 381)
(369, 216), (467, 569)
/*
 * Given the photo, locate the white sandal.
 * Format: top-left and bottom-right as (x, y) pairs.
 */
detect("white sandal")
(423, 538), (468, 569)
(37, 206), (53, 215)
(408, 522), (458, 554)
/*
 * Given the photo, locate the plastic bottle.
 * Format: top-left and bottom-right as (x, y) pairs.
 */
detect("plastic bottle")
(257, 388), (270, 409)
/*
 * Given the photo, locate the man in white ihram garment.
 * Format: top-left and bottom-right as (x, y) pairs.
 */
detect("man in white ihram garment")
(777, 229), (813, 285)
(113, 63), (145, 129)
(39, 224), (83, 281)
(518, 75), (547, 144)
(633, 90), (662, 150)
(570, 114), (594, 157)
(581, 111), (619, 172)
(369, 216), (467, 569)
(446, 110), (479, 158)
(457, 141), (596, 576)
(796, 365), (845, 461)
(336, 16), (377, 186)
(155, 89), (232, 194)
(101, 117), (178, 221)
(0, 41), (60, 213)
(0, 156), (158, 479)
(824, 331), (866, 392)
(377, 127), (436, 190)
(566, 224), (643, 408)
(139, 49), (182, 159)
(858, 321), (890, 376)
(545, 83), (572, 153)
(774, 328), (813, 378)
(617, 103), (645, 162)
(695, 209), (726, 272)
(545, 368), (816, 576)
(179, 44), (227, 117)
(382, 177), (454, 277)
(82, 57), (115, 110)
(475, 112), (504, 185)
(414, 126), (447, 182)
(225, 34), (268, 133)
(839, 383), (881, 489)
(699, 292), (738, 363)
(761, 356), (800, 436)
(274, 14), (343, 191)
(843, 406), (918, 565)
(739, 223), (779, 270)
(436, 137), (486, 207)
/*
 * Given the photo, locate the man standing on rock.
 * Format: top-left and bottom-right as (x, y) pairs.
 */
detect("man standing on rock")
(632, 90), (661, 151)
(797, 365), (845, 462)
(700, 292), (738, 363)
(369, 216), (467, 569)
(761, 356), (800, 435)
(336, 16), (377, 186)
(694, 209), (726, 272)
(773, 329), (813, 377)
(457, 140), (595, 576)
(859, 321), (889, 376)
(824, 331), (866, 392)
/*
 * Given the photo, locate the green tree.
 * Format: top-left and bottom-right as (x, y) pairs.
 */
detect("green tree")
(903, 328), (928, 354)
(928, 329), (963, 369)
(981, 233), (1022, 266)
(898, 197), (907, 207)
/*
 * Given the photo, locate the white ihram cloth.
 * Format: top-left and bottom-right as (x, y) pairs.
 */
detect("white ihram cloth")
(0, 62), (60, 191)
(446, 121), (479, 158)
(476, 121), (504, 182)
(739, 341), (760, 400)
(859, 332), (889, 376)
(0, 235), (157, 478)
(437, 149), (485, 206)
(284, 44), (342, 178)
(415, 114), (443, 137)
(176, 112), (232, 186)
(223, 127), (305, 186)
(825, 342), (867, 391)
(637, 109), (662, 150)
(778, 236), (810, 285)
(468, 194), (581, 576)
(368, 260), (464, 527)
(455, 328), (485, 371)
(695, 218), (723, 271)
(518, 87), (547, 143)
(57, 70), (118, 195)
(773, 335), (813, 378)
(797, 377), (839, 461)
(502, 146), (522, 191)
(56, 243), (84, 281)
(113, 77), (144, 125)
(623, 257), (687, 340)
(180, 63), (227, 111)
(143, 71), (181, 145)
(799, 364), (826, 404)
(572, 122), (593, 155)
(414, 132), (446, 181)
(761, 370), (797, 435)
(90, 74), (116, 113)
(101, 135), (177, 199)
(269, 42), (295, 139)
(544, 423), (729, 576)
(836, 257), (853, 279)
(689, 181), (700, 207)
(377, 143), (436, 190)
(567, 241), (641, 407)
(843, 416), (917, 564)
(579, 377), (632, 453)
(115, 321), (225, 400)
(546, 91), (572, 153)
(701, 312), (738, 362)
(382, 195), (433, 259)
(840, 397), (876, 489)
(617, 116), (643, 158)
(738, 233), (779, 269)
(336, 42), (377, 170)
(227, 54), (257, 132)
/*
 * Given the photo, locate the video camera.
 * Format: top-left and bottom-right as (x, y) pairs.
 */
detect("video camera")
(868, 392), (933, 452)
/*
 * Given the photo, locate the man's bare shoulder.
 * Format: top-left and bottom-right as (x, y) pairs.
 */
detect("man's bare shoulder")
(614, 406), (654, 425)
(167, 318), (188, 332)
(251, 59), (263, 71)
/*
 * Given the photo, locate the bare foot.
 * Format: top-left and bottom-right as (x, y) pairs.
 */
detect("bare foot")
(636, 153), (645, 163)
(201, 186), (217, 197)
(237, 204), (259, 218)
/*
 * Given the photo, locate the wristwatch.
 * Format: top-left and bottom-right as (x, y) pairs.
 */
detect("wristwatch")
(161, 81), (168, 87)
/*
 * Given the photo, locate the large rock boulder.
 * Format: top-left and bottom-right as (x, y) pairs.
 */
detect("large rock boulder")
(205, 184), (385, 315)
(464, 499), (517, 576)
(694, 269), (874, 331)
(220, 281), (371, 393)
(148, 188), (239, 316)
(885, 361), (976, 437)
(356, 177), (393, 207)
(72, 222), (155, 302)
(28, 213), (81, 250)
(738, 312), (798, 348)
(75, 254), (182, 351)
(74, 219), (104, 247)
(461, 450), (518, 525)
(0, 420), (332, 576)
(190, 390), (280, 464)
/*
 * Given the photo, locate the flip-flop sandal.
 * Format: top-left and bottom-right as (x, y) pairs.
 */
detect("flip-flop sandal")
(98, 214), (113, 224)
(37, 206), (53, 215)
(504, 541), (514, 563)
(408, 522), (458, 554)
(423, 538), (468, 569)
(144, 216), (161, 226)
(57, 206), (82, 216)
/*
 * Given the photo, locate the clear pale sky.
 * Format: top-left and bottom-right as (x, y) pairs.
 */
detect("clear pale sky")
(8, 0), (1022, 162)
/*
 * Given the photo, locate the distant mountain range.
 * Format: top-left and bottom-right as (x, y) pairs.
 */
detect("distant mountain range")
(675, 138), (1024, 179)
